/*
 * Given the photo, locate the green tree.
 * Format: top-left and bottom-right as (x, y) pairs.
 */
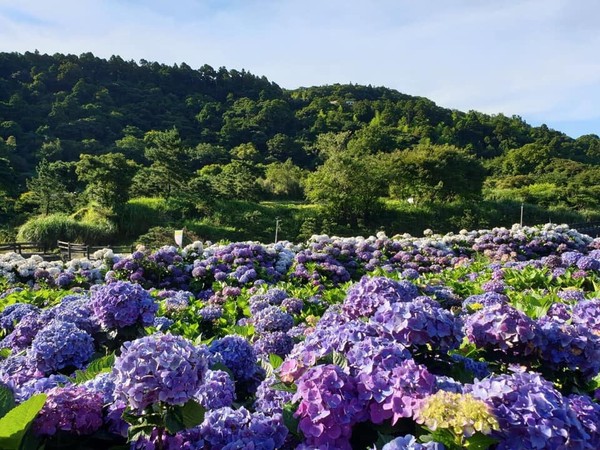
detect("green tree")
(23, 160), (74, 215)
(304, 151), (384, 227)
(260, 159), (306, 199)
(143, 128), (193, 199)
(389, 144), (485, 202)
(501, 143), (555, 176)
(76, 153), (138, 210)
(206, 161), (262, 201)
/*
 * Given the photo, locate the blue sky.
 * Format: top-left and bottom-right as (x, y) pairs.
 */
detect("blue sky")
(1, 0), (599, 138)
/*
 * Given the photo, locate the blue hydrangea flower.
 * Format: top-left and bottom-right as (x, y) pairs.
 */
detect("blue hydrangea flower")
(198, 406), (287, 450)
(113, 333), (209, 412)
(0, 303), (39, 332)
(153, 316), (174, 331)
(253, 331), (294, 358)
(371, 298), (462, 352)
(83, 372), (116, 404)
(209, 335), (257, 382)
(163, 290), (192, 312)
(29, 320), (95, 374)
(382, 434), (445, 450)
(46, 295), (98, 334)
(467, 372), (589, 449)
(253, 306), (294, 333)
(198, 305), (223, 321)
(14, 373), (71, 402)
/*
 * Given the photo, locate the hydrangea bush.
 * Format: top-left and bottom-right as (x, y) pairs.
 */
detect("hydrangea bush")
(0, 223), (599, 449)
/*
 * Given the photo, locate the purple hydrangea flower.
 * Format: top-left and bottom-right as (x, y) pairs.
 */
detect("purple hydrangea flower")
(33, 385), (104, 436)
(346, 336), (411, 375)
(541, 302), (572, 323)
(464, 303), (541, 356)
(281, 297), (304, 315)
(293, 364), (366, 449)
(481, 280), (507, 294)
(254, 375), (294, 415)
(576, 256), (600, 271)
(557, 289), (585, 302)
(1, 312), (46, 351)
(560, 251), (583, 266)
(90, 281), (157, 329)
(360, 358), (436, 425)
(342, 276), (419, 319)
(29, 320), (95, 374)
(194, 369), (236, 410)
(538, 321), (600, 379)
(462, 292), (508, 310)
(113, 333), (209, 412)
(0, 354), (42, 389)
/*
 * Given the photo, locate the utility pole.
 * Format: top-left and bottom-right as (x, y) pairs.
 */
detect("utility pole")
(275, 217), (281, 243)
(520, 203), (524, 227)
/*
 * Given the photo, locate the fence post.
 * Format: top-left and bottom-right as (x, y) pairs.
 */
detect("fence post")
(86, 245), (90, 259)
(68, 242), (72, 260)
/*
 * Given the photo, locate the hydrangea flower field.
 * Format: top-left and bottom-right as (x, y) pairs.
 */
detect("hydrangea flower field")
(1, 223), (600, 449)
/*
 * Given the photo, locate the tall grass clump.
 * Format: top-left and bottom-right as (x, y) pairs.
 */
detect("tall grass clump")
(17, 213), (116, 248)
(116, 197), (176, 238)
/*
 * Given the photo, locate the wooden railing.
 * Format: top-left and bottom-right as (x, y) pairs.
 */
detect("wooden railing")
(0, 242), (50, 256)
(0, 241), (133, 261)
(57, 241), (134, 261)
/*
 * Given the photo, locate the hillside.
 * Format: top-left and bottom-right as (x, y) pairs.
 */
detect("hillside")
(1, 51), (600, 243)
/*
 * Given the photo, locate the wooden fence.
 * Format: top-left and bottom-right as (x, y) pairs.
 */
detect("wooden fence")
(57, 241), (134, 261)
(0, 242), (52, 257)
(0, 241), (133, 261)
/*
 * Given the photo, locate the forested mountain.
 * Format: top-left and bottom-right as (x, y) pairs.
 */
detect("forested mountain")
(1, 51), (600, 243)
